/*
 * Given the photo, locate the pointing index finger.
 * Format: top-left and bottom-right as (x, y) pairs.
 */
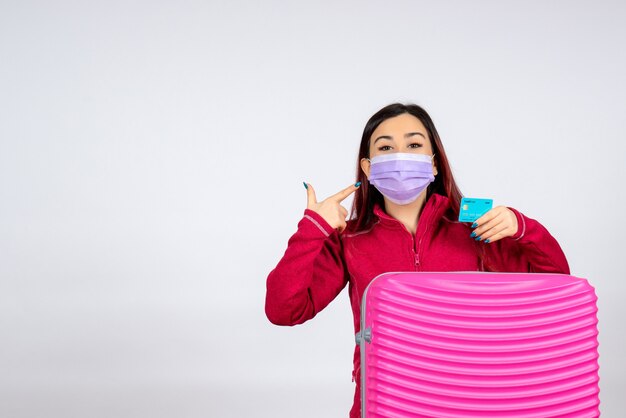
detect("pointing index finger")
(331, 182), (361, 203)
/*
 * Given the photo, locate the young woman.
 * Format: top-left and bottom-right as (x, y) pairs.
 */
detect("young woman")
(265, 103), (570, 418)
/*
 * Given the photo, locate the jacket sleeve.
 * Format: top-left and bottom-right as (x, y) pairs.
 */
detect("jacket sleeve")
(265, 209), (349, 326)
(482, 207), (570, 274)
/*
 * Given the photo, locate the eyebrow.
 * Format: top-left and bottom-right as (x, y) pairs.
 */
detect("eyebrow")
(373, 132), (426, 144)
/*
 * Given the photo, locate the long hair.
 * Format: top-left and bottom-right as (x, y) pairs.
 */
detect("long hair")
(350, 103), (463, 232)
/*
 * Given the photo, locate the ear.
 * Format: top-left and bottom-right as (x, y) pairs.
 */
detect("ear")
(432, 156), (438, 177)
(360, 157), (371, 179)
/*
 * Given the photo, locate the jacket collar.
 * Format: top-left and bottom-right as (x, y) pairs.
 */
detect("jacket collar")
(372, 193), (450, 226)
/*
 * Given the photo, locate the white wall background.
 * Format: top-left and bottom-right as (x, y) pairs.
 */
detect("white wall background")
(1, 1), (624, 417)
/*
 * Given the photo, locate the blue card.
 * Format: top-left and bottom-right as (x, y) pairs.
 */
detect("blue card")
(459, 197), (493, 222)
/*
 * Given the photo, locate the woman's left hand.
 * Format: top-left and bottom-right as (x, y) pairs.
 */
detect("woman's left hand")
(470, 206), (518, 243)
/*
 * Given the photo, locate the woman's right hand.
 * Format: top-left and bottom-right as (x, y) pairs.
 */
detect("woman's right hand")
(304, 182), (361, 233)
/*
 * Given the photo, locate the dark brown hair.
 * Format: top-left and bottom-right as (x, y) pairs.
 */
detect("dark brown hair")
(350, 103), (463, 232)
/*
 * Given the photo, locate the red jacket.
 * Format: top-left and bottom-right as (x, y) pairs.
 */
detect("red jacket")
(265, 193), (570, 418)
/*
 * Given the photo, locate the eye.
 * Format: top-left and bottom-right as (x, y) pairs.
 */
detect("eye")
(408, 143), (423, 149)
(378, 145), (392, 151)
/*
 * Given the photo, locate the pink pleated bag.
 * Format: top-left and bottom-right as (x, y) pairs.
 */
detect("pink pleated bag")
(357, 272), (600, 417)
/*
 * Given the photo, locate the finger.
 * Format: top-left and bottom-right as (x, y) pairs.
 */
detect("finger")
(481, 229), (510, 244)
(331, 182), (361, 203)
(305, 182), (317, 208)
(472, 206), (502, 228)
(477, 221), (509, 242)
(472, 215), (504, 240)
(339, 205), (348, 218)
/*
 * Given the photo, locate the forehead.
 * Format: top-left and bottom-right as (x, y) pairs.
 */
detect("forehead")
(371, 113), (428, 138)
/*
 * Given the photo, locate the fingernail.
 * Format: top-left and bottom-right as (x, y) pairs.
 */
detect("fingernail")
(355, 181), (361, 187)
(475, 236), (481, 241)
(470, 231), (476, 238)
(485, 239), (490, 243)
(303, 181), (308, 190)
(471, 222), (478, 228)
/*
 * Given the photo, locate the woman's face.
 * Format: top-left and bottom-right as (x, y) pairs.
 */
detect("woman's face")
(360, 113), (438, 178)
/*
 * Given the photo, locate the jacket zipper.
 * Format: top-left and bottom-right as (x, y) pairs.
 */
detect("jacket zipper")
(410, 234), (420, 271)
(392, 207), (435, 272)
(413, 211), (433, 271)
(416, 223), (429, 270)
